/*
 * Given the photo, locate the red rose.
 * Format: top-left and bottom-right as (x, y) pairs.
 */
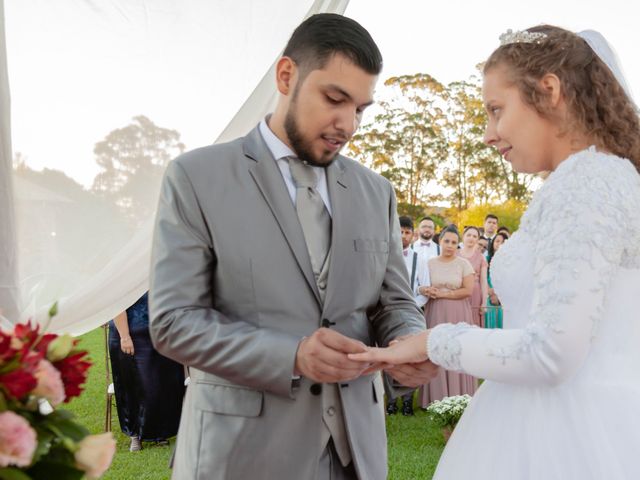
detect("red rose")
(33, 333), (57, 357)
(54, 350), (91, 402)
(0, 331), (16, 363)
(0, 368), (37, 399)
(13, 323), (39, 348)
(0, 348), (43, 400)
(12, 323), (57, 355)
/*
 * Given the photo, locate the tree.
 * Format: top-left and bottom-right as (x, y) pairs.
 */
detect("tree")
(348, 74), (449, 210)
(92, 115), (185, 223)
(454, 199), (527, 234)
(349, 72), (536, 215)
(439, 78), (534, 209)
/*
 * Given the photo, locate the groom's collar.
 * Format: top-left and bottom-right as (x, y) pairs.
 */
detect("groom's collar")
(258, 117), (294, 161)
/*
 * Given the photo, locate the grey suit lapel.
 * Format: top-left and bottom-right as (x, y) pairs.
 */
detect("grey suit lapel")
(244, 127), (322, 306)
(322, 156), (350, 315)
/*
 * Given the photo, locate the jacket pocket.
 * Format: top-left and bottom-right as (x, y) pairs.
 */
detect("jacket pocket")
(354, 238), (389, 253)
(193, 382), (263, 417)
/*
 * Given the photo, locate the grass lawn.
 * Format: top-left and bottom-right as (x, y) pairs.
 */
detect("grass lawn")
(66, 328), (445, 479)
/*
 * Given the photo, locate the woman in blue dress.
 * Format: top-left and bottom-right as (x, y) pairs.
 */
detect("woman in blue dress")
(484, 232), (508, 328)
(109, 292), (185, 451)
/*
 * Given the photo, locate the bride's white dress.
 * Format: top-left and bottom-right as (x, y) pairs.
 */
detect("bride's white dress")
(427, 148), (640, 479)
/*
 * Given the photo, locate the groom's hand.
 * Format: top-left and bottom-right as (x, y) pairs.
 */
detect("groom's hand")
(386, 360), (439, 388)
(294, 328), (371, 383)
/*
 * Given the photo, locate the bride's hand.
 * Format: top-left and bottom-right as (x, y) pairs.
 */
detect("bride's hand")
(348, 331), (429, 366)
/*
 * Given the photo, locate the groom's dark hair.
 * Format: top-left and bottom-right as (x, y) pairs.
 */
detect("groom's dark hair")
(282, 13), (383, 78)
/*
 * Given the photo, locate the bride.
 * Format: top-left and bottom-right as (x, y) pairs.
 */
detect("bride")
(351, 25), (640, 479)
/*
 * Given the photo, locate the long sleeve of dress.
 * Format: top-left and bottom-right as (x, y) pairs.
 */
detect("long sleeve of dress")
(427, 151), (640, 387)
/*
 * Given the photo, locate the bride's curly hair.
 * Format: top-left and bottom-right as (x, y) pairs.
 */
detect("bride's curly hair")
(484, 25), (640, 173)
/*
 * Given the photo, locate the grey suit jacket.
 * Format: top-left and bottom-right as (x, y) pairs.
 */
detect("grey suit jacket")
(149, 125), (425, 480)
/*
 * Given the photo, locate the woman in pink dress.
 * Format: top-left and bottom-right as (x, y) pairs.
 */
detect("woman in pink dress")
(458, 226), (489, 327)
(417, 225), (476, 406)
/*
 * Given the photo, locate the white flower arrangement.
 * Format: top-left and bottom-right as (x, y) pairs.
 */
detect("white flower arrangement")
(425, 394), (472, 431)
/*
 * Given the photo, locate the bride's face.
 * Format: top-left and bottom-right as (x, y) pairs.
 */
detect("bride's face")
(482, 66), (559, 174)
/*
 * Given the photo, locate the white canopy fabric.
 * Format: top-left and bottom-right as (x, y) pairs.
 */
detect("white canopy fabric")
(1, 0), (348, 334)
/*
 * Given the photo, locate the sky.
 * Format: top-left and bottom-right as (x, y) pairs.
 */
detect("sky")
(5, 0), (639, 187)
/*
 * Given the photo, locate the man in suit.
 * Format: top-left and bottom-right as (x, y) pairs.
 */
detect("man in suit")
(412, 216), (440, 260)
(149, 13), (437, 480)
(483, 213), (499, 240)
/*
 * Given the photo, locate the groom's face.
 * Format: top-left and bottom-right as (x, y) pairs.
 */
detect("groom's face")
(284, 53), (377, 166)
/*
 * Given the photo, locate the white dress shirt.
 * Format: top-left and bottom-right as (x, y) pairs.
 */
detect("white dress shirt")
(259, 119), (332, 216)
(412, 239), (439, 260)
(403, 247), (430, 307)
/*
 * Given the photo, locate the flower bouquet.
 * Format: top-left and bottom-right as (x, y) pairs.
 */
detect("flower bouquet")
(425, 394), (472, 441)
(0, 304), (116, 479)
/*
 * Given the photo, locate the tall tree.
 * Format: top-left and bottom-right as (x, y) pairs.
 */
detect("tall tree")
(349, 73), (535, 213)
(434, 78), (534, 209)
(348, 74), (448, 211)
(92, 115), (185, 223)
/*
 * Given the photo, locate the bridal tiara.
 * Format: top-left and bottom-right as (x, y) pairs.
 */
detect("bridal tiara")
(499, 29), (548, 46)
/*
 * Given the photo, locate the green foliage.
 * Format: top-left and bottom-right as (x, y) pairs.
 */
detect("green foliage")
(349, 73), (535, 210)
(425, 395), (471, 430)
(386, 408), (445, 479)
(455, 199), (527, 233)
(0, 468), (32, 480)
(349, 74), (448, 207)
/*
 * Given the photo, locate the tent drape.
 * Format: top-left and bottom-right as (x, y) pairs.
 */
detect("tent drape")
(3, 0), (348, 335)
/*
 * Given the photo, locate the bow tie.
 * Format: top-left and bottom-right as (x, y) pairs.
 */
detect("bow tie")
(403, 250), (409, 257)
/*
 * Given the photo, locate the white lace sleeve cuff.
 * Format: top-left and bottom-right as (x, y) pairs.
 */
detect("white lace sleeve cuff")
(427, 322), (475, 372)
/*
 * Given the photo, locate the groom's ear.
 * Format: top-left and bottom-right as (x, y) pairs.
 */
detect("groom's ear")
(276, 56), (298, 96)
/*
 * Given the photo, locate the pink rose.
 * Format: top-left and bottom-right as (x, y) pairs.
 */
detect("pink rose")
(33, 359), (66, 406)
(74, 433), (116, 479)
(0, 411), (37, 467)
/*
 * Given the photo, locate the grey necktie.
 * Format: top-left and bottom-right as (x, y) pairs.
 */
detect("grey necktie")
(289, 157), (351, 467)
(288, 157), (332, 286)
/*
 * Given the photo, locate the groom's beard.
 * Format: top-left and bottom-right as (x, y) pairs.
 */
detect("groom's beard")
(284, 90), (340, 168)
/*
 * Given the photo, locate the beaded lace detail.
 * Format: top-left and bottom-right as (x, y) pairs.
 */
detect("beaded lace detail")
(427, 323), (476, 371)
(427, 148), (640, 371)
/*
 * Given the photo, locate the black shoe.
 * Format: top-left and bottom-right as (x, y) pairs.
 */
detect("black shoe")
(386, 401), (398, 415)
(401, 400), (414, 416)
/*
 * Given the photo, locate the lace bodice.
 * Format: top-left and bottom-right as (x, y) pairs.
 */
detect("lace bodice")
(427, 148), (640, 385)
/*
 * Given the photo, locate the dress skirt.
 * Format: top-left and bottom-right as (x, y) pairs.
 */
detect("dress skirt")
(108, 293), (185, 441)
(419, 297), (478, 407)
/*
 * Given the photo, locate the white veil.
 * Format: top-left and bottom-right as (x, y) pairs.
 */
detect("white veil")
(578, 29), (638, 110)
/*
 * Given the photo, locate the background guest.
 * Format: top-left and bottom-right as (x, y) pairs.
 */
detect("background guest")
(458, 226), (489, 327)
(412, 216), (440, 260)
(483, 214), (499, 240)
(109, 292), (185, 451)
(478, 236), (489, 255)
(417, 225), (476, 406)
(485, 232), (509, 329)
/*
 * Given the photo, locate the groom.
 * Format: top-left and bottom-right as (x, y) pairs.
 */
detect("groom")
(149, 13), (437, 480)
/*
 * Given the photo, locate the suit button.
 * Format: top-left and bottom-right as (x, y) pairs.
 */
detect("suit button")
(310, 383), (322, 396)
(327, 406), (335, 416)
